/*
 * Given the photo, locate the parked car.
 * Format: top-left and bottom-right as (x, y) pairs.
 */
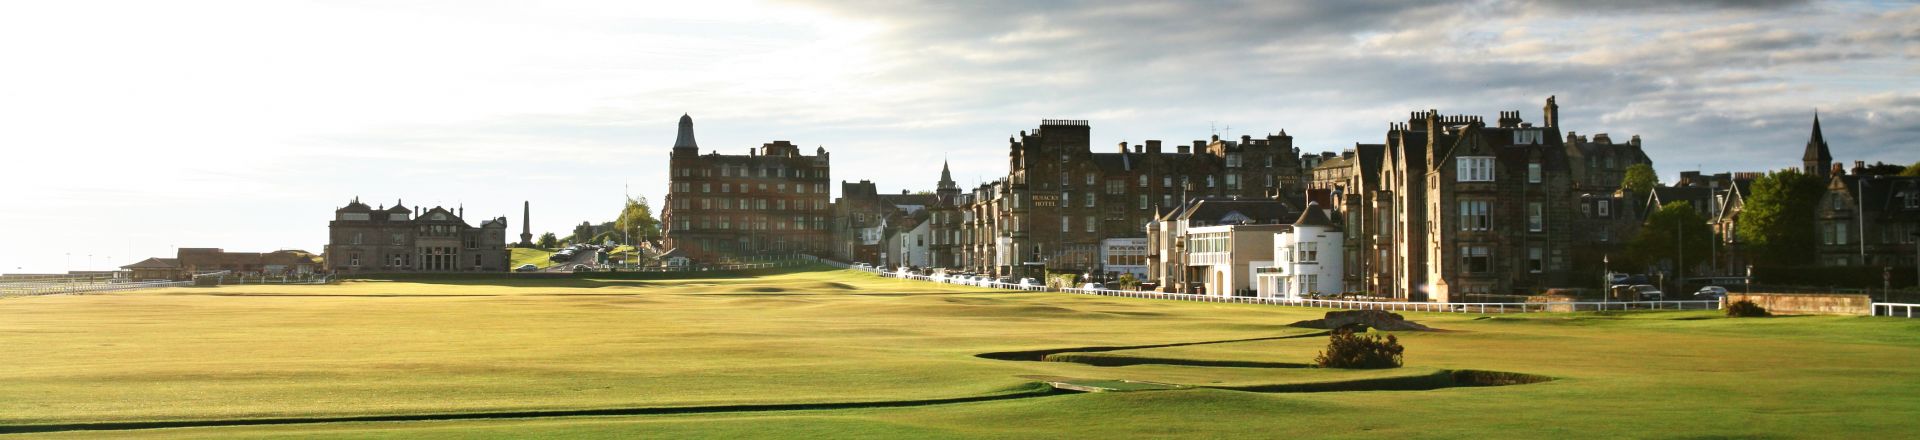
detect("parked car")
(1695, 286), (1729, 300)
(1017, 278), (1038, 287)
(1080, 282), (1106, 290)
(514, 264), (539, 272)
(1631, 284), (1664, 301)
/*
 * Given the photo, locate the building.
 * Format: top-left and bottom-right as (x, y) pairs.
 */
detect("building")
(831, 179), (940, 265)
(325, 198), (509, 273)
(1146, 197), (1296, 293)
(953, 119), (1311, 278)
(1816, 168), (1920, 268)
(1098, 237), (1149, 279)
(123, 248), (324, 280)
(1307, 144), (1385, 293)
(1183, 222), (1287, 296)
(1376, 99), (1583, 301)
(663, 114), (832, 261)
(1257, 203), (1345, 299)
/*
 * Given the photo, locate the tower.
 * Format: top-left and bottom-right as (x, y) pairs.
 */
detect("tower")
(519, 201), (533, 246)
(936, 160), (959, 203)
(672, 113), (698, 157)
(1802, 113), (1833, 178)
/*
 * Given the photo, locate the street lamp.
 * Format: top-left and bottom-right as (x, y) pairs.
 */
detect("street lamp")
(1602, 254), (1610, 303)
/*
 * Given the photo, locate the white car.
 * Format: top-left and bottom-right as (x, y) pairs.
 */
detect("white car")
(1080, 282), (1106, 290)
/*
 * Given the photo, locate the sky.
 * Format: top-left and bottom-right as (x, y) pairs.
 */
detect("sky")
(1, 0), (1916, 274)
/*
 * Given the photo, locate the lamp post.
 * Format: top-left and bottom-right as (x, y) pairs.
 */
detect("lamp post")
(1603, 254), (1610, 303)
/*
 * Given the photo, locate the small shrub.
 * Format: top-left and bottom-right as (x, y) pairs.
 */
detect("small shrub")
(1314, 328), (1404, 369)
(1725, 299), (1771, 317)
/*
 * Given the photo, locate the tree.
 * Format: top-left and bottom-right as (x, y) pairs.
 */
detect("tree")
(1736, 169), (1826, 266)
(616, 196), (660, 241)
(1900, 161), (1920, 177)
(1627, 201), (1714, 277)
(537, 232), (559, 249)
(1620, 163), (1659, 195)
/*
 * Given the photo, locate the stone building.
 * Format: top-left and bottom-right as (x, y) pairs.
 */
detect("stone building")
(120, 248), (321, 280)
(663, 114), (832, 261)
(1376, 100), (1579, 301)
(325, 198), (509, 273)
(1816, 167), (1920, 268)
(830, 179), (939, 265)
(1308, 144), (1385, 293)
(953, 119), (1310, 278)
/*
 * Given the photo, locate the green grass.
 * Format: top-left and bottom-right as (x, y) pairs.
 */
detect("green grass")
(3, 269), (1919, 438)
(509, 247), (553, 269)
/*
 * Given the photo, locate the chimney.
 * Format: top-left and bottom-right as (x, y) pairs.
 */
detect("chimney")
(1630, 135), (1642, 148)
(1178, 142), (1191, 154)
(1853, 160), (1866, 175)
(1146, 140), (1162, 155)
(1593, 133), (1611, 144)
(1831, 162), (1845, 176)
(1118, 141), (1128, 154)
(1543, 95), (1560, 128)
(1240, 135), (1252, 144)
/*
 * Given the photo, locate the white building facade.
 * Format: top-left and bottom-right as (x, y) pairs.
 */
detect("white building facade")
(1099, 237), (1149, 279)
(1258, 204), (1345, 299)
(1184, 224), (1286, 297)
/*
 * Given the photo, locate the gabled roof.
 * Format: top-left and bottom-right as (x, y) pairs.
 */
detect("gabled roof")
(1293, 202), (1338, 229)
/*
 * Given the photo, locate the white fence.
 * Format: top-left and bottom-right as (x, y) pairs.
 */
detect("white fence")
(0, 279), (192, 297)
(853, 265), (1720, 313)
(1874, 302), (1920, 318)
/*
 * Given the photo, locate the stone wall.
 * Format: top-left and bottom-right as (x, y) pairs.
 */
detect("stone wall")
(1726, 293), (1873, 316)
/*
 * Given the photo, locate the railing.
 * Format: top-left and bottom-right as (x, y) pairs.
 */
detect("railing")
(0, 279), (192, 297)
(1874, 302), (1920, 318)
(850, 265), (1721, 313)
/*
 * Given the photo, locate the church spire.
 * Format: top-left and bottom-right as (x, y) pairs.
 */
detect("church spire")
(1803, 111), (1833, 178)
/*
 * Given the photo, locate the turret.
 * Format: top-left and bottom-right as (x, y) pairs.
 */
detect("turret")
(672, 113), (698, 156)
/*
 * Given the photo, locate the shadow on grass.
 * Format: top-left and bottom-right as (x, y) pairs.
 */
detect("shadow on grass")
(1042, 353), (1311, 369)
(0, 382), (1074, 435)
(976, 332), (1330, 362)
(1217, 369), (1553, 393)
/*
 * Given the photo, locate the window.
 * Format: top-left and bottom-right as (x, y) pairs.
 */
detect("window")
(1226, 153), (1241, 168)
(1107, 179), (1124, 195)
(701, 199), (711, 209)
(1597, 200), (1611, 217)
(1528, 202), (1543, 232)
(1206, 176), (1215, 188)
(1528, 163), (1541, 183)
(390, 233), (404, 244)
(1164, 176), (1173, 188)
(722, 183), (730, 193)
(1457, 157), (1495, 182)
(352, 233), (363, 245)
(1138, 194), (1149, 210)
(796, 185), (806, 194)
(1528, 247), (1543, 273)
(778, 184), (787, 193)
(1085, 173), (1096, 186)
(1461, 246), (1490, 273)
(1062, 192), (1071, 208)
(1085, 192), (1095, 207)
(1163, 194), (1173, 207)
(1225, 174), (1239, 190)
(1836, 222), (1848, 245)
(1459, 200), (1490, 231)
(701, 183), (710, 193)
(1062, 217), (1071, 232)
(1831, 195), (1844, 210)
(1138, 175), (1148, 187)
(1298, 242), (1318, 262)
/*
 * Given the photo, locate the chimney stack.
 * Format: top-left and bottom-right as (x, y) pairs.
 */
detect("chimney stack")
(1146, 140), (1162, 155)
(1853, 160), (1867, 175)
